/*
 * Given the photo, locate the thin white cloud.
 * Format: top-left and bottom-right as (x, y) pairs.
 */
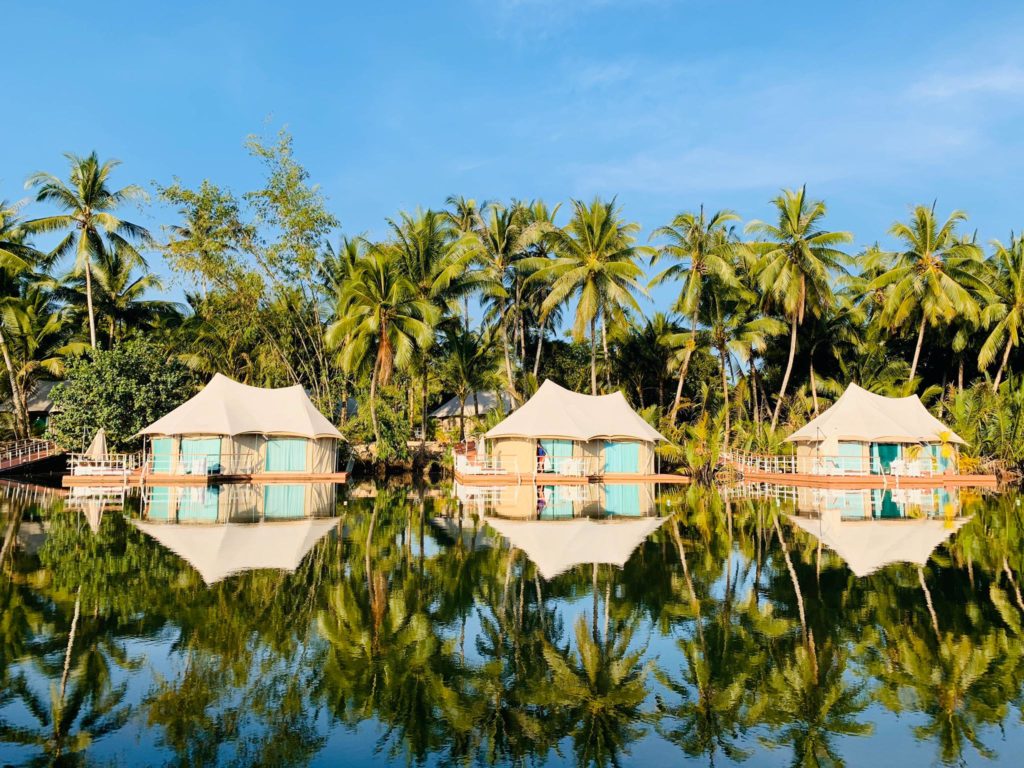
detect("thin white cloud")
(909, 66), (1024, 99)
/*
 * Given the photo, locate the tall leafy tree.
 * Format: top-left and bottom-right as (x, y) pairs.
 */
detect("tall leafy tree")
(651, 206), (740, 422)
(868, 204), (989, 389)
(528, 197), (648, 395)
(746, 186), (852, 430)
(328, 251), (437, 447)
(26, 152), (153, 349)
(980, 234), (1024, 392)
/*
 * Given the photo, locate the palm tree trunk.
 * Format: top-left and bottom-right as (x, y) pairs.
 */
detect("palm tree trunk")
(771, 314), (799, 431)
(908, 315), (927, 388)
(719, 345), (731, 451)
(993, 339), (1013, 392)
(60, 587), (83, 703)
(533, 316), (546, 378)
(84, 255), (98, 349)
(810, 362), (820, 415)
(500, 313), (518, 402)
(420, 368), (428, 456)
(458, 396), (466, 442)
(0, 330), (27, 439)
(601, 314), (612, 390)
(369, 357), (381, 449)
(751, 352), (761, 426)
(773, 514), (806, 640)
(589, 315), (598, 395)
(669, 313), (698, 423)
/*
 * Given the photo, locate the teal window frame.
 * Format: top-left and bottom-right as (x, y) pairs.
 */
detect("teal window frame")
(180, 437), (222, 474)
(604, 441), (640, 474)
(150, 437), (174, 473)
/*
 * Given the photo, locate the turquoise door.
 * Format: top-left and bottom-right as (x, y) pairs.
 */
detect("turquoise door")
(264, 484), (307, 518)
(266, 438), (308, 472)
(604, 484), (641, 517)
(147, 486), (174, 520)
(870, 443), (900, 474)
(178, 486), (220, 522)
(151, 438), (174, 473)
(180, 437), (221, 474)
(871, 489), (902, 519)
(539, 439), (573, 472)
(604, 442), (640, 474)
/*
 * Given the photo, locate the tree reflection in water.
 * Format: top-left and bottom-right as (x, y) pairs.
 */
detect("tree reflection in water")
(1, 482), (1024, 766)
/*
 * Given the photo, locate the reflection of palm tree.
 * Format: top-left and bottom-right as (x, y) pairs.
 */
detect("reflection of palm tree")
(534, 616), (650, 767)
(756, 637), (872, 767)
(872, 628), (1016, 765)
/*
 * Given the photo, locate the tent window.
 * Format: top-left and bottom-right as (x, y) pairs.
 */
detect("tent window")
(266, 439), (308, 472)
(604, 441), (640, 474)
(180, 437), (221, 474)
(151, 438), (174, 473)
(837, 442), (863, 474)
(870, 443), (900, 474)
(264, 484), (306, 518)
(539, 439), (573, 473)
(178, 486), (220, 522)
(148, 486), (174, 520)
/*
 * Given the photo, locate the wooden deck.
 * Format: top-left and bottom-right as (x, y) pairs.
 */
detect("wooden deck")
(736, 470), (998, 489)
(454, 471), (690, 486)
(63, 471), (348, 488)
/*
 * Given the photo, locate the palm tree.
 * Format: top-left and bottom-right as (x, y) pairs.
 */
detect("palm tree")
(440, 327), (500, 441)
(26, 152), (152, 349)
(463, 203), (543, 401)
(0, 201), (45, 438)
(382, 209), (470, 449)
(528, 197), (648, 395)
(746, 187), (852, 430)
(55, 241), (179, 346)
(327, 251), (437, 446)
(980, 234), (1024, 391)
(651, 207), (740, 422)
(867, 204), (988, 389)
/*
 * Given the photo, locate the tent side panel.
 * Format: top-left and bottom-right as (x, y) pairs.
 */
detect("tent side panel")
(491, 438), (535, 474)
(310, 438), (337, 473)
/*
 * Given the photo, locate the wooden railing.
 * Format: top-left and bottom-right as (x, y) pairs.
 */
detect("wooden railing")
(69, 452), (144, 476)
(723, 450), (950, 478)
(0, 439), (61, 470)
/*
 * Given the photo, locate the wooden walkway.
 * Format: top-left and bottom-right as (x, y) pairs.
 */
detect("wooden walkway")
(63, 471), (348, 488)
(0, 439), (64, 474)
(454, 471), (689, 486)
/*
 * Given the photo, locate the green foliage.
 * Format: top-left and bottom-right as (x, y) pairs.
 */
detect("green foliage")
(342, 384), (411, 464)
(47, 339), (194, 452)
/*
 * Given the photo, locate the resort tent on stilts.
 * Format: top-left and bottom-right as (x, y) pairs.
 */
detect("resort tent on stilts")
(138, 373), (343, 476)
(484, 380), (665, 476)
(784, 383), (965, 475)
(789, 509), (969, 577)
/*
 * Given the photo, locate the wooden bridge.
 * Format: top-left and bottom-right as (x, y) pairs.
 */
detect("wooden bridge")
(0, 439), (64, 474)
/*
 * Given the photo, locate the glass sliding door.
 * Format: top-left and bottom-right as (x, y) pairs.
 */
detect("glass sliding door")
(265, 438), (308, 472)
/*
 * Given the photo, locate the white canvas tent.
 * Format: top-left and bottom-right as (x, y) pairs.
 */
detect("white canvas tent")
(485, 515), (666, 579)
(788, 509), (969, 577)
(430, 391), (510, 423)
(785, 383), (964, 445)
(132, 517), (340, 584)
(139, 374), (342, 475)
(140, 374), (342, 439)
(487, 380), (664, 442)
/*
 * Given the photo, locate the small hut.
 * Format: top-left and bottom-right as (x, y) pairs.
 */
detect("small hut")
(430, 391), (510, 431)
(484, 380), (664, 476)
(785, 383), (964, 475)
(139, 374), (342, 476)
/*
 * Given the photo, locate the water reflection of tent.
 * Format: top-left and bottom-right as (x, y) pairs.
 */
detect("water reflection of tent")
(788, 508), (969, 577)
(132, 517), (340, 584)
(485, 516), (666, 579)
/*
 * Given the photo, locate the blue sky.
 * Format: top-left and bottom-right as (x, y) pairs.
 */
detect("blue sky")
(3, 0), (1024, 312)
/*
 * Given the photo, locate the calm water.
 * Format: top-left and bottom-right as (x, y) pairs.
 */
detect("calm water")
(1, 479), (1022, 766)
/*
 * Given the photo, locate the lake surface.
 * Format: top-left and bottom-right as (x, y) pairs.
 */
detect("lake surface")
(1, 479), (1022, 766)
